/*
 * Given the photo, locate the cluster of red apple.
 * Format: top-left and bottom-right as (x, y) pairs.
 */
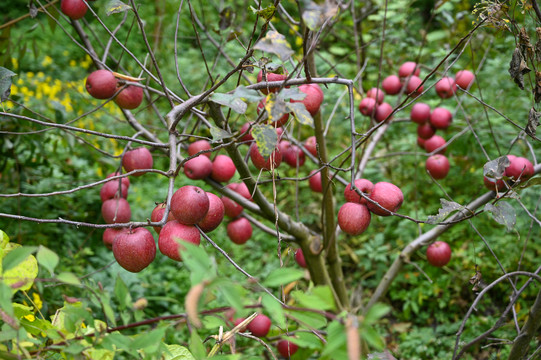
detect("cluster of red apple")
(483, 155), (535, 191)
(358, 61), (476, 181)
(86, 69), (144, 109)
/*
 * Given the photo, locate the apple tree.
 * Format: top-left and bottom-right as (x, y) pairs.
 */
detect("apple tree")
(0, 0), (540, 358)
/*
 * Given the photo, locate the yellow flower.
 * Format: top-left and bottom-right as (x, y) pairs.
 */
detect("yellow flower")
(11, 57), (18, 70)
(41, 56), (53, 67)
(33, 292), (43, 310)
(24, 314), (35, 322)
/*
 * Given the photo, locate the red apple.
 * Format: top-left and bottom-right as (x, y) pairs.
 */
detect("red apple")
(227, 217), (253, 245)
(113, 227), (156, 272)
(247, 314), (271, 337)
(382, 75), (403, 95)
(211, 154), (236, 182)
(430, 107), (453, 130)
(188, 140), (212, 158)
(197, 192), (225, 233)
(435, 77), (456, 99)
(308, 169), (323, 193)
(100, 179), (129, 202)
(338, 202), (371, 236)
(184, 155), (213, 180)
(424, 135), (446, 154)
(483, 176), (506, 191)
(292, 83), (324, 115)
(122, 147), (153, 176)
(426, 241), (452, 267)
(410, 103), (431, 124)
(304, 136), (318, 157)
(367, 182), (404, 216)
(344, 179), (374, 204)
(505, 157), (534, 181)
(455, 70), (475, 89)
(295, 249), (307, 268)
(257, 70), (288, 95)
(239, 122), (254, 143)
(399, 61), (421, 78)
(277, 339), (299, 358)
(114, 84), (144, 109)
(221, 183), (249, 218)
(406, 75), (423, 97)
(106, 172), (130, 188)
(417, 123), (436, 139)
(60, 0), (87, 20)
(375, 102), (393, 122)
(170, 185), (210, 225)
(282, 143), (306, 167)
(417, 136), (426, 149)
(150, 202), (176, 234)
(158, 221), (200, 261)
(426, 154), (450, 179)
(102, 227), (127, 250)
(101, 198), (131, 224)
(250, 143), (281, 171)
(359, 97), (377, 117)
(86, 70), (117, 99)
(367, 87), (384, 104)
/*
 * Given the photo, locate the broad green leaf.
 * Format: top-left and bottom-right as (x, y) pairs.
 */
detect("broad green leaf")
(254, 30), (294, 61)
(251, 5), (276, 21)
(289, 310), (327, 329)
(321, 320), (347, 357)
(135, 327), (167, 352)
(262, 293), (285, 328)
(114, 274), (132, 311)
(210, 126), (232, 143)
(165, 344), (195, 360)
(233, 86), (263, 102)
(0, 283), (14, 318)
(216, 281), (246, 314)
(363, 303), (390, 325)
(484, 201), (516, 231)
(189, 330), (206, 359)
(362, 326), (385, 350)
(2, 246), (37, 272)
(63, 343), (86, 355)
(280, 87), (306, 101)
(101, 332), (133, 351)
(288, 332), (322, 349)
(101, 294), (117, 327)
(210, 93), (247, 114)
(291, 286), (335, 311)
(263, 267), (304, 287)
(426, 199), (464, 224)
(483, 156), (510, 178)
(36, 246), (59, 275)
(312, 286), (336, 311)
(0, 230), (9, 249)
(0, 67), (16, 102)
(56, 272), (81, 286)
(180, 242), (215, 284)
(519, 176), (541, 189)
(251, 124), (277, 158)
(264, 95), (289, 125)
(106, 0), (132, 16)
(286, 101), (314, 126)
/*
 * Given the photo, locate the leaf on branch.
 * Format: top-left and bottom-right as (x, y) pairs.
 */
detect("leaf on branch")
(251, 124), (277, 158)
(0, 66), (17, 103)
(106, 0), (132, 16)
(286, 101), (314, 126)
(527, 107), (540, 137)
(426, 199), (464, 224)
(210, 93), (247, 114)
(484, 201), (516, 231)
(280, 87), (307, 101)
(250, 5), (276, 21)
(209, 126), (232, 143)
(263, 95), (289, 124)
(233, 85), (263, 102)
(254, 30), (294, 61)
(302, 0), (339, 31)
(164, 344), (195, 360)
(518, 176), (541, 190)
(219, 6), (234, 30)
(509, 47), (530, 90)
(483, 156), (511, 179)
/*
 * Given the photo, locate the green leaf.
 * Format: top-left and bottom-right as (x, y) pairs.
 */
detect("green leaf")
(189, 330), (206, 359)
(105, 0), (132, 15)
(0, 67), (16, 102)
(216, 281), (246, 314)
(210, 93), (247, 114)
(179, 242), (215, 284)
(164, 344), (195, 360)
(2, 246), (37, 272)
(484, 201), (516, 231)
(56, 272), (81, 286)
(262, 293), (285, 328)
(302, 1), (339, 31)
(483, 156), (510, 178)
(263, 267), (304, 287)
(286, 101), (314, 126)
(362, 326), (385, 350)
(288, 310), (327, 329)
(114, 274), (132, 311)
(518, 176), (541, 189)
(251, 124), (278, 158)
(363, 303), (390, 325)
(251, 5), (276, 21)
(321, 320), (347, 357)
(0, 283), (14, 318)
(233, 86), (264, 102)
(254, 30), (294, 61)
(288, 331), (323, 349)
(291, 286), (336, 311)
(135, 327), (167, 352)
(36, 246), (59, 275)
(210, 126), (232, 143)
(1, 244), (38, 293)
(426, 199), (464, 224)
(101, 332), (133, 351)
(0, 230), (9, 249)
